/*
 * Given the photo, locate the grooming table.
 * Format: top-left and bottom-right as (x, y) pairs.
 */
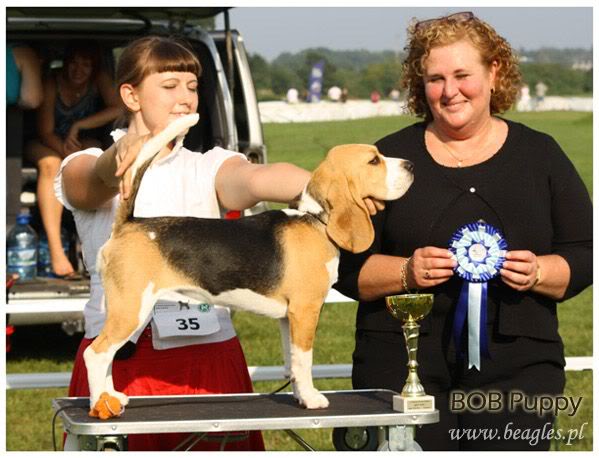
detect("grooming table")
(54, 389), (438, 451)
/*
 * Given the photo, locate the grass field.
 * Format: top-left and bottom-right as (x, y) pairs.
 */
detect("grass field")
(5, 111), (593, 451)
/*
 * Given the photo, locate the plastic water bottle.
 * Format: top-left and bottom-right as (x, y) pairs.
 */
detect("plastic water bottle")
(7, 211), (39, 282)
(37, 230), (70, 277)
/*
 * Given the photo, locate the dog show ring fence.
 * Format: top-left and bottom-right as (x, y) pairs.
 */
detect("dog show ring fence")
(6, 288), (593, 389)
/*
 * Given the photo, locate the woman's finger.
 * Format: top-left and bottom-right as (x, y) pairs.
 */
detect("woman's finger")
(363, 198), (376, 215)
(502, 260), (534, 276)
(505, 250), (536, 262)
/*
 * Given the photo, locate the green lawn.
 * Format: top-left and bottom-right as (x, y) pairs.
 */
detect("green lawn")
(6, 111), (593, 451)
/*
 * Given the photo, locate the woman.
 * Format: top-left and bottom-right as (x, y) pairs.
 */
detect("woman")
(27, 41), (122, 277)
(335, 12), (592, 451)
(55, 36), (378, 451)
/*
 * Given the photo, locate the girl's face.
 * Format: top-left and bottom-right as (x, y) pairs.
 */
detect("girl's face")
(423, 39), (497, 133)
(124, 71), (199, 135)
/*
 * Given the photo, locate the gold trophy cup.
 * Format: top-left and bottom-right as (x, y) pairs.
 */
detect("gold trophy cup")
(385, 293), (436, 413)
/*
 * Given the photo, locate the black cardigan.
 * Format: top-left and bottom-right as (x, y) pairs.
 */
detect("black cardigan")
(335, 120), (592, 342)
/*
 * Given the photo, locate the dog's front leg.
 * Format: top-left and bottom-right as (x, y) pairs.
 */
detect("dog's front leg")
(287, 304), (329, 409)
(84, 335), (128, 408)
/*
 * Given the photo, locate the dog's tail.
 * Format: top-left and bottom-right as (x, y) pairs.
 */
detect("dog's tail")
(113, 114), (200, 232)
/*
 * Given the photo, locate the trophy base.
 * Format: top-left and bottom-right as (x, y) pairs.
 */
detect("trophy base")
(393, 394), (435, 413)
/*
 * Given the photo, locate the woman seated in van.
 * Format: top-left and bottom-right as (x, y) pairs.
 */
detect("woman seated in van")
(26, 40), (122, 277)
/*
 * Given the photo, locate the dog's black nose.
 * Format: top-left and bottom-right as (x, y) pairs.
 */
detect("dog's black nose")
(403, 160), (414, 173)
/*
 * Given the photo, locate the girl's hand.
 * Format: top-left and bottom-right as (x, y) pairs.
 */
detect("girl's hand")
(114, 131), (174, 199)
(500, 250), (540, 292)
(113, 133), (152, 200)
(407, 246), (457, 289)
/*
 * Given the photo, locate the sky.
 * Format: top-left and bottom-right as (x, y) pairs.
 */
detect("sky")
(215, 7), (593, 61)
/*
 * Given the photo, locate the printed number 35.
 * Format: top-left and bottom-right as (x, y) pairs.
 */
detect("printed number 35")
(176, 318), (200, 330)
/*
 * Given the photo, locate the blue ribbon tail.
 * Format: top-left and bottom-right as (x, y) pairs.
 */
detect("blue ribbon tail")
(453, 281), (470, 360)
(466, 282), (491, 371)
(480, 282), (490, 359)
(467, 282), (482, 370)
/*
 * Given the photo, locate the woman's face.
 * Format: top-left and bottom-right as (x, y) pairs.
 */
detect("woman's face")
(66, 55), (94, 86)
(423, 39), (497, 133)
(130, 71), (199, 134)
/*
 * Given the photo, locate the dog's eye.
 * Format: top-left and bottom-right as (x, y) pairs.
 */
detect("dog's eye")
(368, 156), (381, 165)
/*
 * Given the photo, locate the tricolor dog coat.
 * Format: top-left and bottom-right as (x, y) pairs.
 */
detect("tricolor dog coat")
(85, 114), (414, 418)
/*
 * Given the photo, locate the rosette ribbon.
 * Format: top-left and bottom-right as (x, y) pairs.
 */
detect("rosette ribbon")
(449, 222), (507, 371)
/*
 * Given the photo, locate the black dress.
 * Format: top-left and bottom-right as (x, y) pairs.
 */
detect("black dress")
(335, 119), (592, 451)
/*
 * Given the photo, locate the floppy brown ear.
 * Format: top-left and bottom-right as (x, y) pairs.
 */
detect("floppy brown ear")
(325, 175), (374, 253)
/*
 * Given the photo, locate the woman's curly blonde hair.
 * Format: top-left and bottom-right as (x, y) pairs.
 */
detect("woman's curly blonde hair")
(401, 13), (521, 121)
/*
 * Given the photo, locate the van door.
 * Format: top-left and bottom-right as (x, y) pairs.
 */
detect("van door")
(210, 30), (267, 165)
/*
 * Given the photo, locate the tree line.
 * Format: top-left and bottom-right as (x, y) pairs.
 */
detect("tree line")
(248, 47), (592, 101)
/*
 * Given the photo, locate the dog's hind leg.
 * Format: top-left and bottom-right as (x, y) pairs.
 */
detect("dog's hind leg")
(287, 302), (329, 409)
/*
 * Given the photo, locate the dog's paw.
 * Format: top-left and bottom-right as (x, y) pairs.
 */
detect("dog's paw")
(298, 390), (329, 409)
(109, 390), (129, 407)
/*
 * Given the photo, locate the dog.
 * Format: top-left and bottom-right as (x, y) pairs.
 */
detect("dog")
(85, 114), (414, 418)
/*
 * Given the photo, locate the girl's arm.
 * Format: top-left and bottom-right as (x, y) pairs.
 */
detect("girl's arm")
(215, 157), (311, 210)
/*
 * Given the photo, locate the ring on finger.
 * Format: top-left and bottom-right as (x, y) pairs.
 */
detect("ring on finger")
(424, 270), (431, 279)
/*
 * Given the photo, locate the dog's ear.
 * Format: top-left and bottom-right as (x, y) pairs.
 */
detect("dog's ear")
(311, 165), (374, 253)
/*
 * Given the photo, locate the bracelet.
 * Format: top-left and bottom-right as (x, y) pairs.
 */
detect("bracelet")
(401, 256), (412, 293)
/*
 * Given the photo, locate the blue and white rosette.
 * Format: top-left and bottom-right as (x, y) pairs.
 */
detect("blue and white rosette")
(449, 221), (507, 371)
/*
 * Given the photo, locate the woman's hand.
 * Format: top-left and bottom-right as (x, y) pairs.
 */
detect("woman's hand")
(64, 123), (82, 156)
(406, 246), (457, 290)
(364, 197), (385, 215)
(500, 250), (540, 292)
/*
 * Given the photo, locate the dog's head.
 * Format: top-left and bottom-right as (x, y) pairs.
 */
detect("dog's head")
(308, 144), (414, 253)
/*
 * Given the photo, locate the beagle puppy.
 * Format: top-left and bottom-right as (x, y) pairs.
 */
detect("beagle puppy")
(85, 115), (414, 418)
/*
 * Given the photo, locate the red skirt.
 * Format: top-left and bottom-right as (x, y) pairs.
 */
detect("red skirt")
(69, 328), (265, 451)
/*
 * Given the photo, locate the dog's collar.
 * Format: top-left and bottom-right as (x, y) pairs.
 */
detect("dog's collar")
(308, 211), (328, 227)
(290, 188), (329, 227)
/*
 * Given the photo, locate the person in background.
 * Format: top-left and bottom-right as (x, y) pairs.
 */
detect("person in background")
(6, 44), (44, 233)
(335, 12), (591, 451)
(535, 80), (548, 110)
(370, 89), (381, 103)
(327, 85), (342, 102)
(516, 83), (532, 112)
(7, 44), (43, 109)
(26, 41), (122, 277)
(286, 87), (299, 104)
(340, 87), (349, 103)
